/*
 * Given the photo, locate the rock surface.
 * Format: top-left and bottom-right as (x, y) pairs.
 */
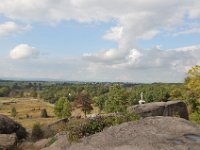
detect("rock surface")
(41, 132), (69, 150)
(0, 133), (17, 150)
(127, 101), (188, 119)
(47, 116), (200, 150)
(20, 139), (50, 150)
(0, 114), (27, 139)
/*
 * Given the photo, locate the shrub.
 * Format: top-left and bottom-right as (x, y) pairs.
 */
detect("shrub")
(189, 109), (200, 124)
(40, 109), (48, 118)
(31, 123), (43, 141)
(26, 114), (29, 118)
(11, 107), (17, 117)
(66, 113), (139, 142)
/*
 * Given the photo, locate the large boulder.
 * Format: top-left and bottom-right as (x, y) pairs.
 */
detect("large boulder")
(59, 116), (200, 150)
(0, 133), (17, 150)
(127, 101), (189, 119)
(0, 115), (27, 139)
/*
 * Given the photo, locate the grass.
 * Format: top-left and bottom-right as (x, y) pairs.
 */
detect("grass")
(0, 98), (57, 129)
(0, 98), (101, 130)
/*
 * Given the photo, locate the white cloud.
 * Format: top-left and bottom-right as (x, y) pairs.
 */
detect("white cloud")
(138, 30), (160, 40)
(10, 44), (39, 60)
(188, 1), (200, 19)
(103, 26), (123, 41)
(174, 28), (200, 36)
(0, 21), (31, 37)
(82, 44), (200, 82)
(0, 1), (195, 47)
(0, 44), (200, 82)
(0, 0), (200, 82)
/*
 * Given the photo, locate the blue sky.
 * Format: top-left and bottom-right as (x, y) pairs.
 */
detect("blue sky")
(0, 0), (200, 82)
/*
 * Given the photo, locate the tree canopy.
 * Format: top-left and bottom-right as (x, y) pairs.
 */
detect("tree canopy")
(54, 97), (71, 118)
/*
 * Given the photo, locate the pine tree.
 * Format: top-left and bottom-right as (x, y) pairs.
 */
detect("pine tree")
(11, 107), (17, 117)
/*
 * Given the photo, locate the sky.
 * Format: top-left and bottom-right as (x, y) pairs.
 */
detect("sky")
(0, 0), (200, 83)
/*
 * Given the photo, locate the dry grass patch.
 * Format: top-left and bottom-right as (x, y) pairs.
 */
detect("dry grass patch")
(0, 98), (57, 129)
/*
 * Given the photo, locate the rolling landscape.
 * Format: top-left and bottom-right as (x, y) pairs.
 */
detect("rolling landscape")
(1, 0), (200, 150)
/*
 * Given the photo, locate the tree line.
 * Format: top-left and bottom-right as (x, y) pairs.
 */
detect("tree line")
(0, 65), (200, 123)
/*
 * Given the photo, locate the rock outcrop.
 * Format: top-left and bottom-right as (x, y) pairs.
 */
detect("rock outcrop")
(50, 116), (200, 150)
(0, 133), (17, 150)
(127, 101), (188, 119)
(41, 132), (69, 150)
(0, 114), (27, 139)
(20, 139), (50, 150)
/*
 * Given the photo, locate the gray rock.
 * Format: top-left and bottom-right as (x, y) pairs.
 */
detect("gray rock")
(60, 116), (200, 150)
(0, 133), (17, 150)
(127, 101), (188, 119)
(0, 115), (27, 139)
(41, 132), (69, 150)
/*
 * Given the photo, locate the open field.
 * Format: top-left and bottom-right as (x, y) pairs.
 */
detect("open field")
(0, 97), (100, 129)
(0, 98), (57, 129)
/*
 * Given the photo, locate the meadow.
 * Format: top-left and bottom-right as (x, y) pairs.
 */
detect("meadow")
(0, 97), (99, 129)
(0, 98), (57, 129)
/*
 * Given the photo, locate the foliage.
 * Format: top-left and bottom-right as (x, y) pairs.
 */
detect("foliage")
(54, 97), (71, 118)
(189, 109), (200, 124)
(185, 65), (200, 111)
(0, 87), (10, 97)
(93, 94), (107, 113)
(62, 100), (71, 118)
(11, 107), (17, 117)
(75, 92), (93, 118)
(105, 85), (127, 113)
(66, 113), (139, 142)
(40, 108), (48, 118)
(31, 123), (43, 141)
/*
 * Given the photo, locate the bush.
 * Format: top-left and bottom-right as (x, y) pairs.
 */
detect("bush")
(66, 113), (140, 142)
(11, 107), (17, 117)
(189, 109), (200, 124)
(31, 123), (43, 141)
(40, 109), (48, 118)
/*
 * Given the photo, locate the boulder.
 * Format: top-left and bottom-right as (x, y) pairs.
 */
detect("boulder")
(0, 133), (17, 150)
(127, 101), (188, 119)
(62, 116), (200, 150)
(0, 114), (27, 139)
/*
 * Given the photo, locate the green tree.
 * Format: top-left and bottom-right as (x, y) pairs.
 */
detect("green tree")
(105, 85), (127, 113)
(93, 94), (107, 114)
(62, 100), (71, 118)
(54, 97), (71, 118)
(40, 109), (48, 118)
(11, 107), (17, 117)
(185, 65), (200, 111)
(76, 92), (93, 118)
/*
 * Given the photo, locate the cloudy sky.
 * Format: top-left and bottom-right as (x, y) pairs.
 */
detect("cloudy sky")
(1, 0), (200, 82)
